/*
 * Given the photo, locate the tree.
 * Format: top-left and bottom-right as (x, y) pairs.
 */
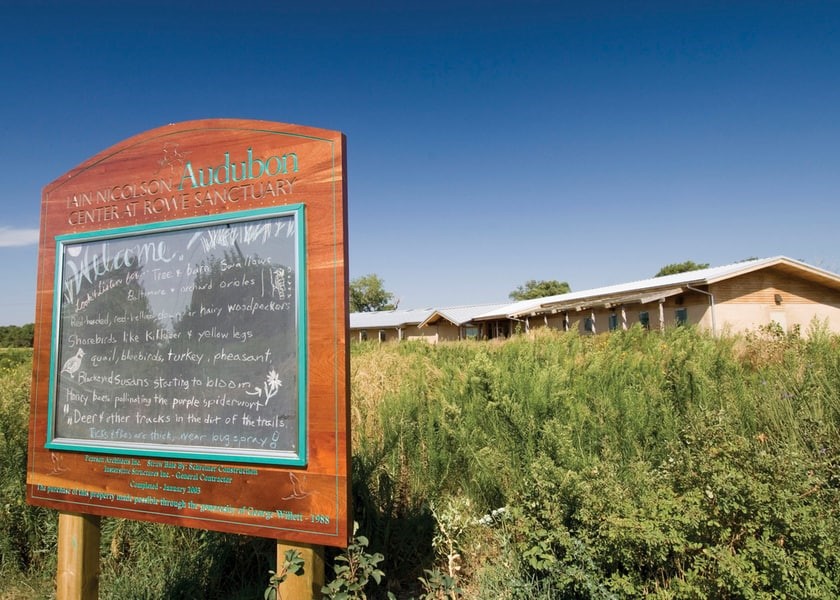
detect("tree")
(0, 324), (34, 348)
(509, 279), (571, 301)
(349, 274), (397, 312)
(655, 261), (710, 277)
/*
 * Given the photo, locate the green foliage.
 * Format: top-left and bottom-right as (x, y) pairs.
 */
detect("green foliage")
(322, 522), (394, 599)
(654, 260), (710, 277)
(0, 358), (57, 580)
(350, 274), (397, 312)
(499, 410), (840, 598)
(0, 324), (34, 348)
(351, 327), (840, 597)
(264, 549), (305, 600)
(100, 519), (275, 599)
(416, 497), (471, 599)
(509, 279), (571, 301)
(3, 327), (840, 597)
(0, 348), (32, 369)
(418, 567), (462, 599)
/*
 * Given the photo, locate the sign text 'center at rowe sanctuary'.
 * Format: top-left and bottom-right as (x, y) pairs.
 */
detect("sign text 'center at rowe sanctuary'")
(66, 147), (299, 226)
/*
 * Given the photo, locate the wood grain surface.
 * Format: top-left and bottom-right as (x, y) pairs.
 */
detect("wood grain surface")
(27, 119), (351, 547)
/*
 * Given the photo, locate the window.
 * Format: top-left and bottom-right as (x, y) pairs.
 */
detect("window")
(378, 330), (387, 342)
(639, 311), (650, 330)
(489, 321), (509, 339)
(608, 313), (619, 331)
(675, 307), (688, 326)
(584, 317), (595, 333)
(360, 330), (368, 341)
(464, 326), (479, 340)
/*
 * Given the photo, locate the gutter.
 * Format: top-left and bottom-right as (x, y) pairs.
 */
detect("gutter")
(686, 285), (717, 336)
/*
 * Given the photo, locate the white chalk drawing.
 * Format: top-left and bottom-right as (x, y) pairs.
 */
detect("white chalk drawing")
(245, 368), (282, 402)
(60, 348), (85, 379)
(271, 267), (287, 300)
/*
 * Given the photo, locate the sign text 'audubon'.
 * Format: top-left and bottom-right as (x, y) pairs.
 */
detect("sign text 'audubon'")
(178, 148), (299, 191)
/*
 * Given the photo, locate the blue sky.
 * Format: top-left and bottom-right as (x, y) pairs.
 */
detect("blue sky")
(2, 1), (839, 325)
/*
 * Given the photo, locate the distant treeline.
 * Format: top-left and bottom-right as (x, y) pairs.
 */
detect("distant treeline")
(0, 324), (34, 348)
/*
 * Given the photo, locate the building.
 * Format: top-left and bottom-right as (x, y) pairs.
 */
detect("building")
(349, 304), (508, 343)
(417, 303), (511, 341)
(349, 308), (434, 342)
(349, 257), (840, 342)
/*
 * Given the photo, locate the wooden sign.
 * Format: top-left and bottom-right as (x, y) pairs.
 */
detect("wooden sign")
(27, 119), (350, 547)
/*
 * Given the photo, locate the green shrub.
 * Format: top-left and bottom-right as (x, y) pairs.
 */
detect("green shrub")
(499, 410), (840, 598)
(351, 327), (840, 597)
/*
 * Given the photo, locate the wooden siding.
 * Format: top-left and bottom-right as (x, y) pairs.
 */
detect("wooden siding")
(712, 267), (840, 306)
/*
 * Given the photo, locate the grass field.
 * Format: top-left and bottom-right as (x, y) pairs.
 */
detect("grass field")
(2, 324), (839, 598)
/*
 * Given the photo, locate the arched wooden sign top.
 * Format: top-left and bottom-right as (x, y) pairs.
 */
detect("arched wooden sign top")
(27, 119), (350, 547)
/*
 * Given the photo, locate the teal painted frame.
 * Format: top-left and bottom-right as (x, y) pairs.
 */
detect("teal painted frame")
(45, 205), (308, 466)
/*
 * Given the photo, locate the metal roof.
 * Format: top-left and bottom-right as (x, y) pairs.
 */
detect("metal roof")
(417, 303), (510, 328)
(472, 256), (840, 320)
(348, 256), (840, 327)
(349, 307), (435, 329)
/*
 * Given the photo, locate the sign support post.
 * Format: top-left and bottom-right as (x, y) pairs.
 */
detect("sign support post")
(57, 512), (100, 600)
(277, 541), (325, 599)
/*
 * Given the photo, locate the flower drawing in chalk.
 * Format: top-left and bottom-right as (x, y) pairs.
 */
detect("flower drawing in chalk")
(246, 368), (283, 403)
(266, 369), (282, 394)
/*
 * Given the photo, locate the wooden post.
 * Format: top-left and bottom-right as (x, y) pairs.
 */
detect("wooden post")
(276, 541), (325, 600)
(57, 512), (100, 600)
(659, 300), (666, 332)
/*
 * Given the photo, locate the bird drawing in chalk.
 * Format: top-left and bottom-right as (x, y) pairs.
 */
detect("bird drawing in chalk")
(60, 348), (85, 378)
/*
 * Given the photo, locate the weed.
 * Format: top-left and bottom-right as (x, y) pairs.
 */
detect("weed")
(264, 549), (305, 600)
(322, 522), (395, 599)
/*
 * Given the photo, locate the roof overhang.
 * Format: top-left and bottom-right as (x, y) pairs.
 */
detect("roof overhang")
(510, 287), (686, 318)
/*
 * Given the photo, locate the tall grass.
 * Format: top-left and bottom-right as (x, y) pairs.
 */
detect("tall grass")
(2, 325), (840, 598)
(0, 349), (56, 597)
(352, 327), (725, 507)
(351, 325), (840, 597)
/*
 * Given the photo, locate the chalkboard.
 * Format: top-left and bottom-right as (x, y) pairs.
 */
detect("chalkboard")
(47, 206), (306, 465)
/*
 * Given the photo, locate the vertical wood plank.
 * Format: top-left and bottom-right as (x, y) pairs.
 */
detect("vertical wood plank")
(57, 512), (100, 600)
(659, 300), (666, 331)
(276, 541), (325, 600)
